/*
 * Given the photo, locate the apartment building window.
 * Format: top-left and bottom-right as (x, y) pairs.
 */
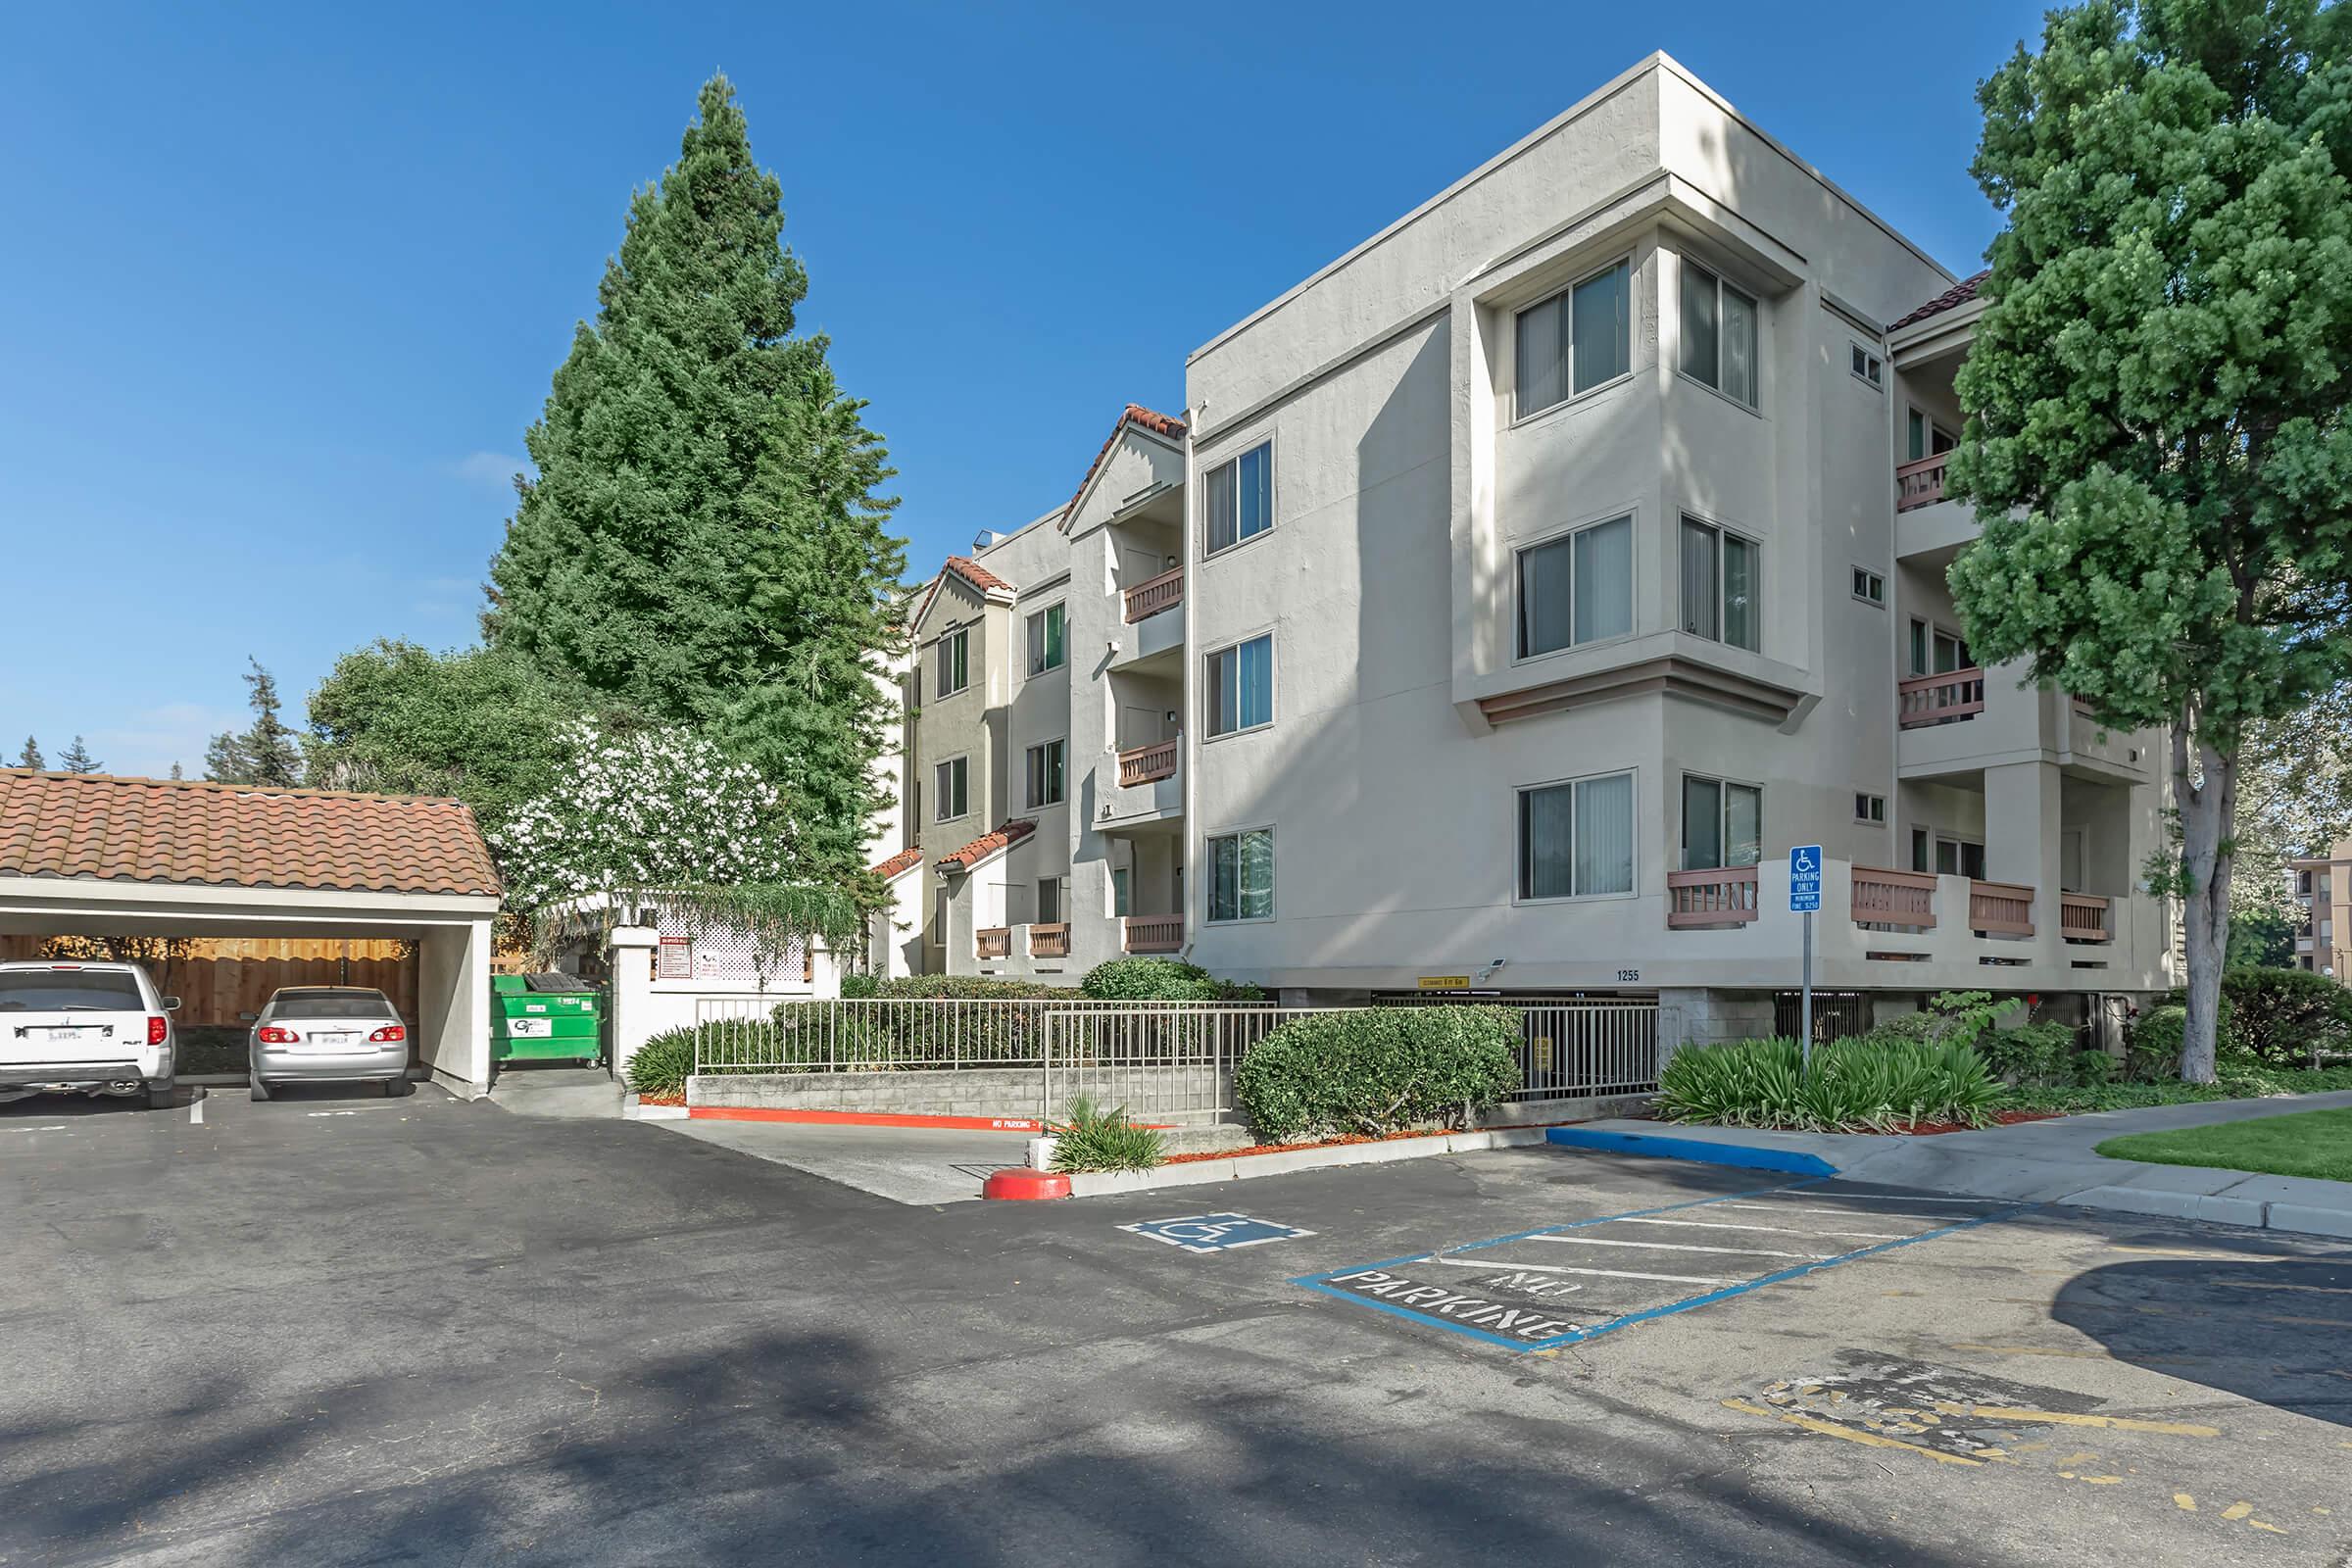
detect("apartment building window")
(1206, 634), (1273, 737)
(1850, 344), (1884, 388)
(1204, 439), (1274, 555)
(1207, 828), (1274, 922)
(1027, 604), (1065, 674)
(1908, 618), (1972, 675)
(1110, 867), (1131, 917)
(1037, 876), (1065, 925)
(935, 627), (970, 698)
(1518, 771), (1636, 900)
(1682, 775), (1762, 872)
(1681, 516), (1758, 651)
(1516, 514), (1632, 658)
(1911, 826), (1986, 879)
(1515, 258), (1632, 416)
(1680, 260), (1758, 408)
(1025, 738), (1066, 808)
(1906, 409), (1957, 463)
(933, 757), (968, 822)
(1852, 567), (1885, 606)
(1855, 793), (1886, 825)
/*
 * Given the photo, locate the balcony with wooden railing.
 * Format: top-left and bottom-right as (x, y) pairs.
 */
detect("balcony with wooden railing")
(1897, 667), (1985, 728)
(975, 927), (1010, 960)
(1852, 866), (1938, 930)
(1970, 880), (2035, 937)
(1123, 914), (1183, 954)
(1029, 922), (1069, 958)
(1122, 566), (1184, 624)
(1117, 738), (1179, 787)
(1665, 866), (1759, 928)
(2060, 892), (2112, 943)
(1896, 451), (1950, 513)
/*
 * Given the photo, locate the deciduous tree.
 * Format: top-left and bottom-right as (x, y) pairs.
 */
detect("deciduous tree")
(1946, 0), (2352, 1081)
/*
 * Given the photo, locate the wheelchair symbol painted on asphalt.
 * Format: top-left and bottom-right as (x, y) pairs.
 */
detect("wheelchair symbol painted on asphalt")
(1120, 1213), (1316, 1253)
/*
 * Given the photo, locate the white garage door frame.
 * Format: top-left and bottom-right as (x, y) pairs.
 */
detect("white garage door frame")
(0, 875), (501, 1097)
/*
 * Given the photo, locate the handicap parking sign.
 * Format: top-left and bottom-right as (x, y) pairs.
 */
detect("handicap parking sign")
(1121, 1213), (1315, 1253)
(1789, 844), (1823, 912)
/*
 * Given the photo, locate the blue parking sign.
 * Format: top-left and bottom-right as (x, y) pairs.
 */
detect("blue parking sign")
(1121, 1213), (1315, 1253)
(1789, 845), (1823, 912)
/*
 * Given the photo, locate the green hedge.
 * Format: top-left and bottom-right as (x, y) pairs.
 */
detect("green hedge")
(2158, 969), (2352, 1068)
(1079, 956), (1264, 1002)
(839, 973), (1082, 1001)
(1235, 1005), (1519, 1143)
(1656, 1035), (2003, 1133)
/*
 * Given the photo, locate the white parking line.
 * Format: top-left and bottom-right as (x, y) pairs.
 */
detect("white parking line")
(189, 1096), (203, 1125)
(0, 1124), (71, 1134)
(1722, 1200), (1995, 1219)
(1531, 1234), (1834, 1261)
(1514, 1265), (1736, 1287)
(1612, 1216), (1907, 1241)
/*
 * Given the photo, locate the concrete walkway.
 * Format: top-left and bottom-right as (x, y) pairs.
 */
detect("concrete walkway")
(487, 1064), (623, 1120)
(1554, 1091), (2352, 1239)
(654, 1117), (1031, 1204)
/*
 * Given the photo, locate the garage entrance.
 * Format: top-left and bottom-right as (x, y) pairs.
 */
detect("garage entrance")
(0, 770), (501, 1095)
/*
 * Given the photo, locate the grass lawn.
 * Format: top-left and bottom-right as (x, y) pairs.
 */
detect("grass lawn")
(2094, 1106), (2352, 1183)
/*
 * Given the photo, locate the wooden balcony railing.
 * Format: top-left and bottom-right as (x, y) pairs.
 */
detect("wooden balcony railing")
(1897, 667), (1985, 728)
(2059, 892), (2112, 943)
(1118, 738), (1179, 787)
(975, 927), (1010, 959)
(1895, 451), (1950, 512)
(1970, 880), (2035, 937)
(1665, 866), (1759, 928)
(1123, 914), (1183, 954)
(1122, 566), (1184, 623)
(1029, 922), (1070, 958)
(1852, 866), (1937, 930)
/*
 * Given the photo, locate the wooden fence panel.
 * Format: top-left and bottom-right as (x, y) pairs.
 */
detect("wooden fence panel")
(0, 936), (420, 1027)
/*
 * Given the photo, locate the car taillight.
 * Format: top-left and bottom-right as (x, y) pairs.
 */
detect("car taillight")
(256, 1026), (300, 1044)
(147, 1016), (168, 1047)
(369, 1024), (407, 1043)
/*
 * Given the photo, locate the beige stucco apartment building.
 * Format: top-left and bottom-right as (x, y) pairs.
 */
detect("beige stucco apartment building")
(2292, 843), (2350, 977)
(864, 54), (2178, 1035)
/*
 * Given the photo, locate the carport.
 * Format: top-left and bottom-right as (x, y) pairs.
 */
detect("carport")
(0, 771), (502, 1096)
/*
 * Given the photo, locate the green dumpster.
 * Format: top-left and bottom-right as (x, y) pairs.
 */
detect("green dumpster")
(492, 973), (604, 1065)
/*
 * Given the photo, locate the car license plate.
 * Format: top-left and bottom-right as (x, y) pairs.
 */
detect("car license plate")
(505, 1018), (553, 1039)
(45, 1025), (97, 1042)
(302, 1032), (358, 1051)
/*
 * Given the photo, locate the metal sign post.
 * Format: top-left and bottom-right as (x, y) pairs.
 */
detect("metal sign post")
(1789, 846), (1823, 1074)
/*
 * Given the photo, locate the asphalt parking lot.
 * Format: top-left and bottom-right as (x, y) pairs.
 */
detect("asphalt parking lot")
(2, 1089), (2347, 1566)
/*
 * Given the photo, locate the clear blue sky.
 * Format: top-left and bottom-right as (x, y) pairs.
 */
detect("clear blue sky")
(0, 0), (2045, 778)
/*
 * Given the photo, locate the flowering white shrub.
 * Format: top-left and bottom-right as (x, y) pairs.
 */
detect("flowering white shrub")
(490, 722), (800, 911)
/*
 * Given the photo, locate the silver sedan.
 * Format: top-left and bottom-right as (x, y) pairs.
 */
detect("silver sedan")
(249, 987), (416, 1101)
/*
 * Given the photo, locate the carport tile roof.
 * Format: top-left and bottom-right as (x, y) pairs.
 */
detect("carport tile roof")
(936, 819), (1034, 872)
(0, 770), (502, 898)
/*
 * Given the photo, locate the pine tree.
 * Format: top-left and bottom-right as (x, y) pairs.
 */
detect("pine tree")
(16, 737), (40, 770)
(169, 761), (184, 781)
(204, 659), (303, 786)
(486, 74), (906, 881)
(57, 736), (100, 774)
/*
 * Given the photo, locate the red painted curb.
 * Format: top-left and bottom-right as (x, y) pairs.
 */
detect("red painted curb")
(983, 1168), (1071, 1200)
(688, 1105), (1045, 1132)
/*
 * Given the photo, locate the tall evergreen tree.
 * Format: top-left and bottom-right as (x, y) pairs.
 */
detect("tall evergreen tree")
(1947, 0), (2352, 1080)
(486, 74), (906, 881)
(16, 737), (41, 770)
(205, 659), (303, 787)
(57, 736), (99, 774)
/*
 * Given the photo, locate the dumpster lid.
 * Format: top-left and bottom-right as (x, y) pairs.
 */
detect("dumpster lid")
(522, 971), (597, 994)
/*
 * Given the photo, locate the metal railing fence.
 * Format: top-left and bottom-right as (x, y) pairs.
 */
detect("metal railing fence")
(1374, 994), (1661, 1101)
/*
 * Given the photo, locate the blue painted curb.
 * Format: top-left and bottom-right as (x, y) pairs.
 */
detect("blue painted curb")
(1544, 1126), (1839, 1177)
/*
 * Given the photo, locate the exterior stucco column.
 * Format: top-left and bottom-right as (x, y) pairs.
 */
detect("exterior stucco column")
(608, 925), (657, 1085)
(1984, 760), (2064, 937)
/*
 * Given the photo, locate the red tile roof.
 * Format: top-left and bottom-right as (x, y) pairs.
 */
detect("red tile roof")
(870, 845), (924, 880)
(0, 770), (501, 898)
(934, 819), (1035, 872)
(1059, 404), (1188, 530)
(942, 555), (1016, 597)
(1888, 270), (1987, 331)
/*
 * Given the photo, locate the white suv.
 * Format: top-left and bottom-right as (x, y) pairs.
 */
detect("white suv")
(0, 961), (178, 1109)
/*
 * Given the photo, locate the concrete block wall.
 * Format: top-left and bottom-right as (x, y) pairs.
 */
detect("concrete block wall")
(1655, 987), (1777, 1068)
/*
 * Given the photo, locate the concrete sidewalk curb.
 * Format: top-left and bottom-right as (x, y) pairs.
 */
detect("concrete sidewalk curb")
(1544, 1126), (1838, 1177)
(1062, 1127), (1554, 1198)
(1542, 1095), (2352, 1242)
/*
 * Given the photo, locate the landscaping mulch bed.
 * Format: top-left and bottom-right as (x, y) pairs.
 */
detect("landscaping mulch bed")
(1887, 1107), (2068, 1136)
(636, 1091), (685, 1107)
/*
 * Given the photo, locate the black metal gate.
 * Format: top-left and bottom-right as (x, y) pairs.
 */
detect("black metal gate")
(1774, 990), (1873, 1044)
